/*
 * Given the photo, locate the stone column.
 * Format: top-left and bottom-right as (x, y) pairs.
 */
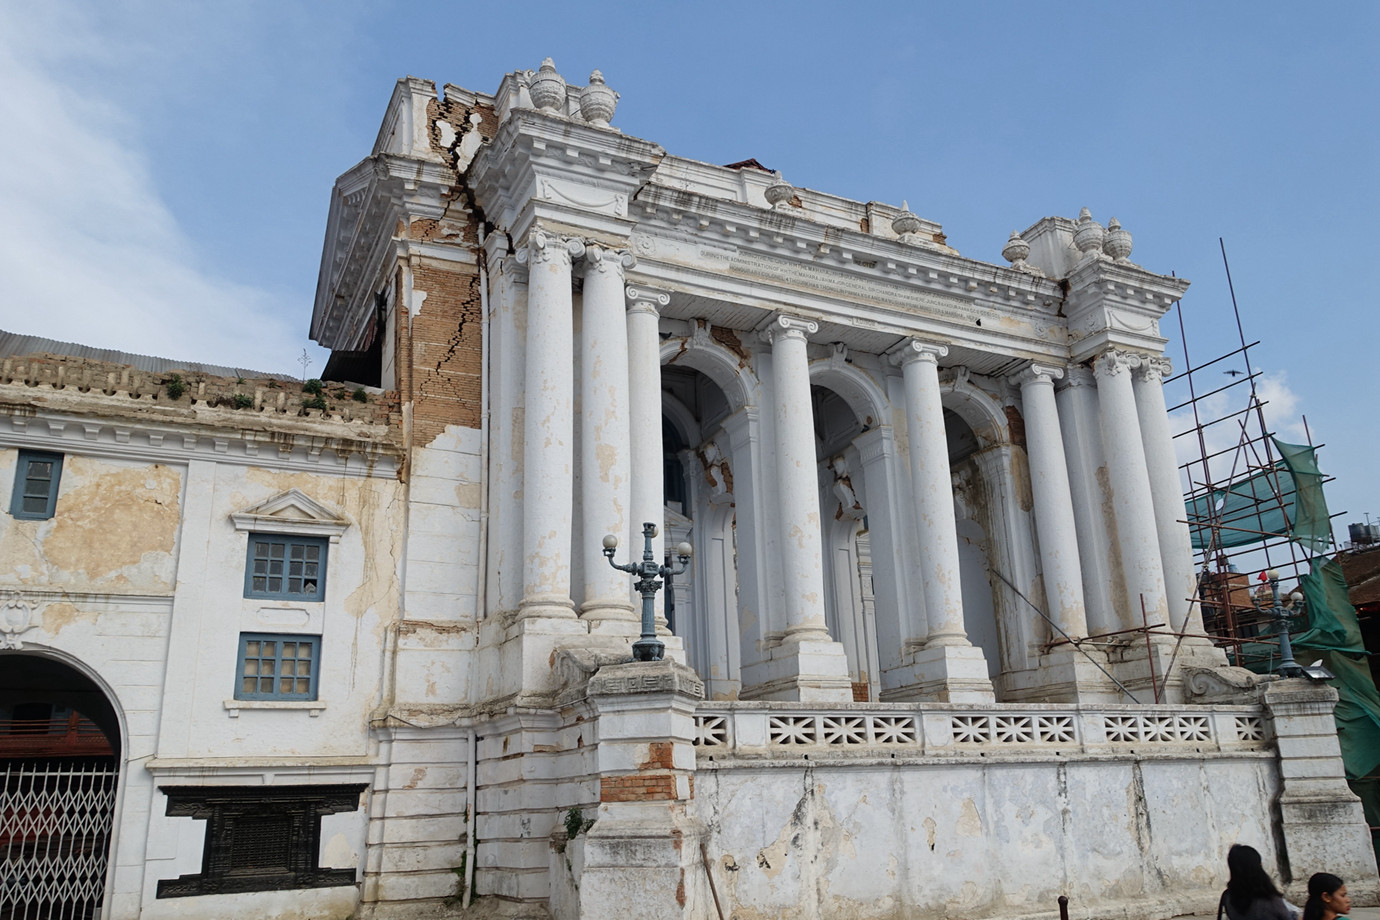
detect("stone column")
(757, 314), (851, 701)
(1055, 367), (1121, 636)
(896, 340), (968, 646)
(891, 341), (993, 702)
(1133, 356), (1203, 636)
(518, 230), (582, 620)
(1013, 365), (1088, 639)
(579, 245), (637, 630)
(765, 314), (831, 640)
(1093, 348), (1169, 627)
(625, 285), (671, 630)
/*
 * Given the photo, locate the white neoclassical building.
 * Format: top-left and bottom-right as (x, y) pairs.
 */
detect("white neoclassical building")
(0, 60), (1373, 920)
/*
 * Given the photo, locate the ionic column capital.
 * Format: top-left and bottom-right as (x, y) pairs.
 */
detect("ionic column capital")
(522, 229), (586, 266)
(625, 284), (670, 317)
(1011, 363), (1066, 388)
(761, 313), (818, 346)
(1092, 348), (1143, 379)
(583, 243), (637, 277)
(890, 338), (949, 367)
(1057, 364), (1097, 390)
(1134, 355), (1173, 384)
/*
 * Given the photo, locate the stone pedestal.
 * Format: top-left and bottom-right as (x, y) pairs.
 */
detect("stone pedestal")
(1264, 681), (1379, 901)
(567, 660), (708, 920)
(894, 643), (994, 703)
(1003, 645), (1124, 704)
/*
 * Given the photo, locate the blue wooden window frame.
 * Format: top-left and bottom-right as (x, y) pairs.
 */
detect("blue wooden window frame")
(244, 534), (328, 601)
(235, 634), (321, 701)
(10, 450), (63, 520)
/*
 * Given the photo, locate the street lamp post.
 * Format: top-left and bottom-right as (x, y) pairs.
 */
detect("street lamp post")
(1253, 569), (1304, 679)
(604, 522), (692, 662)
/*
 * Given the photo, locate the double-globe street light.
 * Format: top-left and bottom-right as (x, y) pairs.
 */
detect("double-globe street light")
(603, 522), (692, 662)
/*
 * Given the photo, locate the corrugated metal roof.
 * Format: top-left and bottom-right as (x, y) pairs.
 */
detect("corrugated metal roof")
(0, 330), (296, 381)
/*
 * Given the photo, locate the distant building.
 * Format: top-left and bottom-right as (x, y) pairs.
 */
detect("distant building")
(1, 60), (1374, 920)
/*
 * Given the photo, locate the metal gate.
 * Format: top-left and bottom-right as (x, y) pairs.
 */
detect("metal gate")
(1, 760), (118, 920)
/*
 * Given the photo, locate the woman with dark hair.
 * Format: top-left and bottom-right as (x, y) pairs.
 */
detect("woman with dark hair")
(1219, 844), (1297, 920)
(1302, 873), (1350, 920)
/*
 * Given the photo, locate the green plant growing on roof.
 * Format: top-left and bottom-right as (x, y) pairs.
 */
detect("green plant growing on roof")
(303, 378), (324, 396)
(165, 374), (186, 401)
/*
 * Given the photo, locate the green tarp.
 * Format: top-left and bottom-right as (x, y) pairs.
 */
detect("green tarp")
(1241, 557), (1380, 856)
(1186, 439), (1331, 553)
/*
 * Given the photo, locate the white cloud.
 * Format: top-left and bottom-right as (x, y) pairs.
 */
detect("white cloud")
(0, 6), (324, 376)
(1169, 369), (1311, 494)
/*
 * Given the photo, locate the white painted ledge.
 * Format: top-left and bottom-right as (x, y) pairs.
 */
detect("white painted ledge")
(223, 699), (327, 718)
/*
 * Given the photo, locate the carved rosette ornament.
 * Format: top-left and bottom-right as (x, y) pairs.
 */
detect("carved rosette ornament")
(1103, 217), (1134, 262)
(0, 591), (40, 649)
(578, 70), (618, 127)
(529, 58), (567, 112)
(1073, 207), (1106, 260)
(764, 172), (795, 210)
(892, 200), (922, 241)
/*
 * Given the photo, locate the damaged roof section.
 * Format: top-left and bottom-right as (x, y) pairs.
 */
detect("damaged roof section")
(0, 330), (293, 381)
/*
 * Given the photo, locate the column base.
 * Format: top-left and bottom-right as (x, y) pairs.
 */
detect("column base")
(580, 601), (640, 638)
(738, 632), (852, 702)
(492, 610), (589, 701)
(1000, 645), (1126, 704)
(1108, 634), (1230, 704)
(879, 643), (994, 702)
(518, 592), (578, 620)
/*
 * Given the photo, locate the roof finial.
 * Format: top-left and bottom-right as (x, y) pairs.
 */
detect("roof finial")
(529, 58), (567, 112)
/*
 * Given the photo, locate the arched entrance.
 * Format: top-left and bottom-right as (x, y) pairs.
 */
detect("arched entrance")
(0, 653), (121, 920)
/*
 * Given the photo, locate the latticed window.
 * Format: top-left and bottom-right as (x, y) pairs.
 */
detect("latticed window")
(236, 634), (320, 700)
(245, 534), (327, 601)
(10, 449), (63, 520)
(156, 784), (366, 897)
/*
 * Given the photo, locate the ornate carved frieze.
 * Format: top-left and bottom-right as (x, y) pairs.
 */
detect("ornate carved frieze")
(587, 660), (705, 700)
(0, 590), (41, 649)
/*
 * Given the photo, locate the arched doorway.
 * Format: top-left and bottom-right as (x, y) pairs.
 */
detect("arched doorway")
(0, 653), (121, 920)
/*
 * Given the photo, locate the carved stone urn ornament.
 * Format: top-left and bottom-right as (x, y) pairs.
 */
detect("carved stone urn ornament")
(579, 69), (618, 127)
(529, 58), (567, 112)
(892, 200), (922, 239)
(1103, 217), (1134, 262)
(1073, 206), (1106, 259)
(764, 171), (795, 209)
(1002, 230), (1030, 267)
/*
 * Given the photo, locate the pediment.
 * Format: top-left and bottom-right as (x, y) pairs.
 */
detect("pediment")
(230, 489), (351, 543)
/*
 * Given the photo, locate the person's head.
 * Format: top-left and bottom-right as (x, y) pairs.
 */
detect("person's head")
(1226, 844), (1281, 907)
(1303, 873), (1349, 920)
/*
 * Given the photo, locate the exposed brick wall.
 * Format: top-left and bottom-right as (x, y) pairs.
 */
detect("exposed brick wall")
(405, 258), (483, 445)
(600, 773), (677, 803)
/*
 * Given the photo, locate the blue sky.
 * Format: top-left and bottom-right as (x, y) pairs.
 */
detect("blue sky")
(1, 1), (1376, 535)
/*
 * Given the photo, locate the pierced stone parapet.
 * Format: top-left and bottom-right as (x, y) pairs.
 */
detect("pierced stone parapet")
(692, 702), (1271, 758)
(0, 353), (400, 428)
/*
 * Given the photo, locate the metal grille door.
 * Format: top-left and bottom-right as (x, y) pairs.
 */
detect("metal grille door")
(1, 760), (117, 920)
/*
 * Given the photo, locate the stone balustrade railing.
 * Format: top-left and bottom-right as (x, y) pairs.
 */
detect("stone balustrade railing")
(693, 702), (1268, 759)
(0, 353), (399, 427)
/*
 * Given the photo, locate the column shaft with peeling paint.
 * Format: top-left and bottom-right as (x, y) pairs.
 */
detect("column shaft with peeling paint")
(625, 286), (668, 626)
(1133, 357), (1203, 635)
(765, 315), (830, 637)
(898, 340), (969, 645)
(1094, 348), (1168, 626)
(1015, 365), (1088, 638)
(519, 231), (578, 618)
(579, 247), (636, 627)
